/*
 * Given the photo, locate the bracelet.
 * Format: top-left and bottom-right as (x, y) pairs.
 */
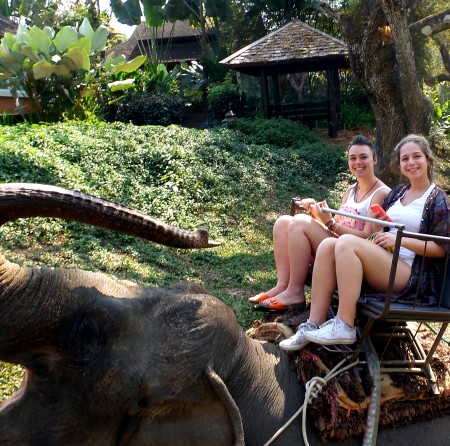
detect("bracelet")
(325, 218), (339, 233)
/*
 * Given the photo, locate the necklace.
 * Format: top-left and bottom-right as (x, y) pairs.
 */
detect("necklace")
(355, 179), (379, 203)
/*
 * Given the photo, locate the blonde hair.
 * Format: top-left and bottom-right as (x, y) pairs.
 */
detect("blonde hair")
(390, 134), (434, 182)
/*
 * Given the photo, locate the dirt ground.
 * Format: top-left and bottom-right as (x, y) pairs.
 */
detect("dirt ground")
(313, 127), (375, 147)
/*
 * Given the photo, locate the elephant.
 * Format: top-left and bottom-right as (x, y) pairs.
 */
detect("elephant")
(0, 183), (449, 446)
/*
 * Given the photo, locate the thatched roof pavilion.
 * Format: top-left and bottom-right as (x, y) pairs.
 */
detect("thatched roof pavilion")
(220, 20), (350, 137)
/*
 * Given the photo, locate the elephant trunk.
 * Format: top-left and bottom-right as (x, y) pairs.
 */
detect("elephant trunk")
(0, 183), (220, 249)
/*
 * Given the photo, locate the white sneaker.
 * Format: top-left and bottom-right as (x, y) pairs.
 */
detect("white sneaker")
(279, 321), (317, 351)
(304, 317), (356, 345)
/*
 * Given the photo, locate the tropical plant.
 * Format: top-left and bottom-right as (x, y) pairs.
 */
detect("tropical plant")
(0, 18), (146, 122)
(208, 78), (244, 118)
(113, 91), (183, 125)
(110, 0), (231, 64)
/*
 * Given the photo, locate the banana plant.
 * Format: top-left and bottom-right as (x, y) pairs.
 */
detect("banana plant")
(110, 0), (231, 64)
(0, 18), (146, 121)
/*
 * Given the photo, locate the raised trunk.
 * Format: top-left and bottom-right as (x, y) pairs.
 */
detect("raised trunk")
(0, 183), (219, 249)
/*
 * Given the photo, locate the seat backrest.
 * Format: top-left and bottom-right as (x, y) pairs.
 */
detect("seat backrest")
(439, 255), (450, 309)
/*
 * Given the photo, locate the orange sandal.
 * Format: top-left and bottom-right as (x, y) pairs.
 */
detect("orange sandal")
(253, 297), (306, 313)
(248, 292), (271, 303)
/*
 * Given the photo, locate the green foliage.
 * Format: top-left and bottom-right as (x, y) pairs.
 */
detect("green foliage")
(134, 61), (179, 93)
(112, 91), (183, 125)
(0, 19), (146, 122)
(234, 117), (321, 146)
(427, 86), (450, 131)
(208, 79), (244, 119)
(0, 118), (365, 402)
(341, 103), (376, 129)
(0, 119), (348, 325)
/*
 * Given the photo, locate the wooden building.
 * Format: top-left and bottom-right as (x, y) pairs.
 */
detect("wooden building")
(220, 20), (349, 137)
(109, 20), (215, 69)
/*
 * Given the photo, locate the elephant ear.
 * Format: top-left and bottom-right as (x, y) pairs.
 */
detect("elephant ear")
(116, 366), (244, 446)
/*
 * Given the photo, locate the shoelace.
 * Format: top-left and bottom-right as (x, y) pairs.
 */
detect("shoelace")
(319, 317), (339, 333)
(294, 322), (315, 340)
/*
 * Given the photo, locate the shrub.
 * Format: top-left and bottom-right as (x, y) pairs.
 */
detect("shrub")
(208, 81), (244, 119)
(234, 117), (322, 147)
(113, 92), (183, 126)
(341, 103), (376, 129)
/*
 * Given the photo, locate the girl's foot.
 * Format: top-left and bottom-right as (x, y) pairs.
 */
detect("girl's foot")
(260, 289), (305, 307)
(248, 285), (286, 303)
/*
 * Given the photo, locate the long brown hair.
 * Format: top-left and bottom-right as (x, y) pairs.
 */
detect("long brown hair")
(390, 134), (434, 183)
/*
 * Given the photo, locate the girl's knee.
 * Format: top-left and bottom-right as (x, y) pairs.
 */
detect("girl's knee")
(335, 234), (362, 257)
(317, 237), (337, 255)
(288, 214), (311, 233)
(273, 215), (293, 232)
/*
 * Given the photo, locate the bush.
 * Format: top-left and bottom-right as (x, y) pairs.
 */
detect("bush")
(234, 117), (322, 147)
(112, 92), (183, 126)
(341, 103), (376, 129)
(208, 82), (244, 119)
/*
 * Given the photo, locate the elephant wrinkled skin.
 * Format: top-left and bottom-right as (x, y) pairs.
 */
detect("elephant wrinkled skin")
(0, 184), (449, 446)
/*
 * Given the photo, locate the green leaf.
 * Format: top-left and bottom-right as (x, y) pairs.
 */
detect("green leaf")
(143, 3), (164, 28)
(110, 0), (142, 26)
(111, 55), (146, 74)
(102, 53), (126, 71)
(91, 26), (108, 53)
(2, 33), (15, 50)
(54, 27), (78, 54)
(33, 60), (56, 79)
(69, 37), (92, 56)
(63, 47), (90, 71)
(21, 45), (40, 62)
(15, 25), (30, 45)
(79, 18), (95, 40)
(29, 26), (53, 58)
(52, 62), (72, 78)
(108, 78), (135, 91)
(42, 27), (54, 39)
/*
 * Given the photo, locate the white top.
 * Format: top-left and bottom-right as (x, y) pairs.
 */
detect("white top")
(387, 183), (435, 267)
(336, 185), (391, 231)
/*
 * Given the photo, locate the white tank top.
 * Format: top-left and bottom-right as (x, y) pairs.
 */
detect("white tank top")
(387, 183), (435, 266)
(336, 185), (390, 231)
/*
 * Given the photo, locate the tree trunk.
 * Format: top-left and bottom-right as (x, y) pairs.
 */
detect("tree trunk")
(339, 0), (433, 185)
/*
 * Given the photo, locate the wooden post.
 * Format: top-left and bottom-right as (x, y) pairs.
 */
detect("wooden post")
(272, 73), (281, 106)
(260, 69), (270, 118)
(327, 67), (338, 138)
(334, 68), (343, 130)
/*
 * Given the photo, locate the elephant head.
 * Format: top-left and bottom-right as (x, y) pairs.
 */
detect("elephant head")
(0, 184), (449, 446)
(0, 184), (305, 446)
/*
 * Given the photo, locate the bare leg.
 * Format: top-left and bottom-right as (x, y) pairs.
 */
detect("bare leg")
(308, 238), (338, 326)
(335, 235), (412, 326)
(263, 214), (331, 306)
(262, 215), (294, 298)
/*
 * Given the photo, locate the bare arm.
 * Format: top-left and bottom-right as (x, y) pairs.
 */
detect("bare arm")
(315, 187), (390, 238)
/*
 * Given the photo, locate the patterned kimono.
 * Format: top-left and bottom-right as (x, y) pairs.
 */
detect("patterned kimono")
(383, 184), (450, 305)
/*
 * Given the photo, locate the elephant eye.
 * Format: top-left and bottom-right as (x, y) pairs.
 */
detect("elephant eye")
(72, 320), (104, 365)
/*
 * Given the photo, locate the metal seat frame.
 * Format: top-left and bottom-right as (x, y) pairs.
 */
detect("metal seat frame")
(290, 199), (450, 394)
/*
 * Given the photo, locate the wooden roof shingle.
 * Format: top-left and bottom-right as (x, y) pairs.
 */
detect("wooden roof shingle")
(220, 20), (349, 76)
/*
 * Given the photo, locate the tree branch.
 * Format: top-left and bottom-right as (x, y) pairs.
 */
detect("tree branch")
(409, 9), (450, 41)
(435, 37), (450, 74)
(425, 36), (450, 86)
(317, 1), (340, 20)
